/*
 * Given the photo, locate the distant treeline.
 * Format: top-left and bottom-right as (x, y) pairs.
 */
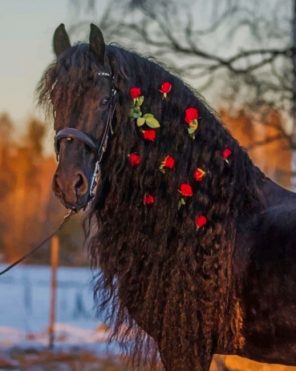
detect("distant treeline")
(0, 108), (290, 265)
(0, 113), (86, 266)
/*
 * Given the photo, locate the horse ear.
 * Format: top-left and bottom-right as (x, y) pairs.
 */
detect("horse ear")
(89, 24), (105, 65)
(53, 24), (71, 57)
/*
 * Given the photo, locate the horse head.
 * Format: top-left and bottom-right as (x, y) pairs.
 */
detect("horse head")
(50, 24), (116, 211)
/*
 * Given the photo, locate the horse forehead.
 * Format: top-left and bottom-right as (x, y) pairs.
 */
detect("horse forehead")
(66, 110), (100, 133)
(53, 72), (111, 132)
(53, 87), (101, 125)
(65, 66), (111, 88)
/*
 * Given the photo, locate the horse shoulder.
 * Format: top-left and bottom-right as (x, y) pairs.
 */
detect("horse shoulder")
(236, 203), (296, 365)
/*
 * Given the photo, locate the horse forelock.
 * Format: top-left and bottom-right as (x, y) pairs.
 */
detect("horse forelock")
(37, 43), (102, 123)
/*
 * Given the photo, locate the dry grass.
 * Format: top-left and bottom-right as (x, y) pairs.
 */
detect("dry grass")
(211, 355), (296, 371)
(1, 349), (296, 370)
(0, 348), (132, 371)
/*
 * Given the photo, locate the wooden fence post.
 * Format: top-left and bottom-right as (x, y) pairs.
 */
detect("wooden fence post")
(48, 235), (59, 349)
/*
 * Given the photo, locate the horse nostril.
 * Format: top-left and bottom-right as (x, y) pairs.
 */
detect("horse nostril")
(73, 172), (88, 196)
(75, 174), (83, 189)
(53, 174), (62, 196)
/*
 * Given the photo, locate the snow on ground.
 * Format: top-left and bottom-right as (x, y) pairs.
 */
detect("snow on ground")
(0, 264), (114, 352)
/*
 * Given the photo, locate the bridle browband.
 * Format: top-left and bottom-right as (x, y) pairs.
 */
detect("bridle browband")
(54, 71), (117, 209)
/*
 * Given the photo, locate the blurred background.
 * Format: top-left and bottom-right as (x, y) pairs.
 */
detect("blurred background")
(0, 0), (295, 369)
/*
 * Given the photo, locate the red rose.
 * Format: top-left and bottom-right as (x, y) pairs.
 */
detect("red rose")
(143, 194), (155, 205)
(142, 129), (156, 142)
(222, 147), (232, 160)
(185, 107), (199, 125)
(130, 87), (142, 99)
(179, 183), (193, 197)
(160, 82), (172, 94)
(195, 215), (208, 229)
(128, 153), (141, 166)
(194, 168), (206, 182)
(163, 155), (175, 169)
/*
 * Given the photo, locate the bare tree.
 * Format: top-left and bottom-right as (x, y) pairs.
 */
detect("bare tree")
(70, 0), (296, 180)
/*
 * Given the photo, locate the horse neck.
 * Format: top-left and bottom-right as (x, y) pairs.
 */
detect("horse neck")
(110, 46), (266, 215)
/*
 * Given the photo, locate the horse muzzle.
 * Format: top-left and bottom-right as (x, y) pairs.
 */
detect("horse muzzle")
(52, 169), (90, 211)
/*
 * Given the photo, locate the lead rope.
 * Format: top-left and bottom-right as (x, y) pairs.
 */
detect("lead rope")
(0, 209), (75, 276)
(1, 74), (117, 277)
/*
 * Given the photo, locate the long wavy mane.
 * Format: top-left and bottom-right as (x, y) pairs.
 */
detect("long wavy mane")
(39, 44), (266, 370)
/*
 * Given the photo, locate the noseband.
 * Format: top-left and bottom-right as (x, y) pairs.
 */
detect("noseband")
(54, 71), (117, 208)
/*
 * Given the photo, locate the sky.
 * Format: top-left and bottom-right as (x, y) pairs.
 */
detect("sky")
(0, 0), (244, 129)
(0, 0), (287, 135)
(0, 1), (77, 131)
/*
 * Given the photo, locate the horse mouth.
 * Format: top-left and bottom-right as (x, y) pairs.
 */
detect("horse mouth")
(56, 191), (89, 212)
(52, 179), (91, 212)
(52, 169), (96, 212)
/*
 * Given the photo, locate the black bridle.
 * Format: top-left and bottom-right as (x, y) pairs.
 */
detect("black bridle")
(54, 71), (117, 208)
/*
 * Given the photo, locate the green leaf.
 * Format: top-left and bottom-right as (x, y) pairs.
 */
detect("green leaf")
(135, 96), (144, 107)
(188, 126), (197, 134)
(137, 117), (146, 127)
(134, 110), (142, 118)
(191, 120), (198, 130)
(129, 108), (137, 118)
(188, 132), (196, 139)
(178, 198), (186, 209)
(143, 113), (153, 118)
(145, 115), (160, 128)
(129, 106), (142, 119)
(159, 165), (165, 174)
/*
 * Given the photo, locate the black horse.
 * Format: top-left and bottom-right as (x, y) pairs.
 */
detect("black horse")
(38, 24), (296, 370)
